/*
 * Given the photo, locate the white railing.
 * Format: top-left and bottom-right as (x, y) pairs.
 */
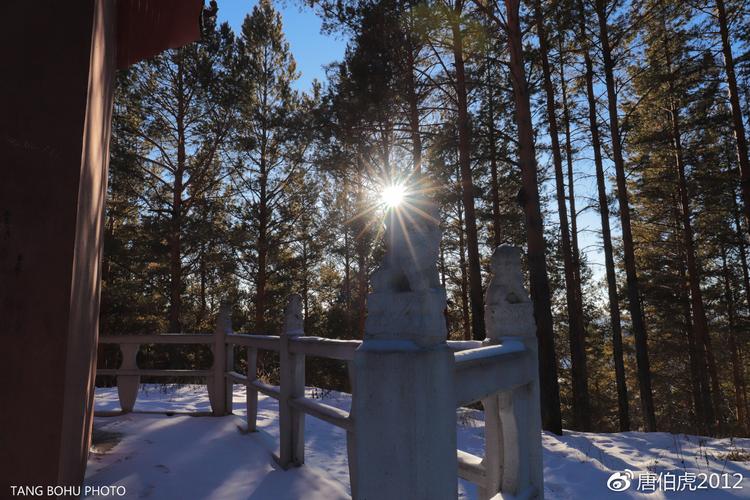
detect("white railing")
(453, 339), (542, 499)
(96, 248), (543, 499)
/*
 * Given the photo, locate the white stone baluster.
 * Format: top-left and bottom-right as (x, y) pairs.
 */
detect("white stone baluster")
(346, 359), (358, 498)
(117, 343), (139, 413)
(208, 304), (231, 416)
(482, 245), (544, 499)
(278, 294), (305, 468)
(225, 313), (235, 415)
(246, 345), (259, 432)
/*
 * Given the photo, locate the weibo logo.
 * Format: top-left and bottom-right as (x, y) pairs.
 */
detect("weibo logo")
(607, 470), (634, 492)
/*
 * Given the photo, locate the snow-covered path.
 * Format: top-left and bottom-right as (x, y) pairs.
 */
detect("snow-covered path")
(87, 385), (750, 499)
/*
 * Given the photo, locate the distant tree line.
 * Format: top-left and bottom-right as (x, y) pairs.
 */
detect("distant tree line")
(100, 0), (750, 437)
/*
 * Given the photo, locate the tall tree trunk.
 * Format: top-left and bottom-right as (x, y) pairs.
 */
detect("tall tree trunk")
(485, 49), (503, 248)
(662, 20), (721, 430)
(256, 162), (268, 333)
(715, 0), (750, 229)
(169, 198), (183, 332)
(343, 179), (354, 336)
(101, 215), (115, 337)
(457, 199), (472, 341)
(255, 65), (272, 333)
(344, 212), (353, 334)
(169, 59), (186, 333)
(561, 38), (596, 430)
(674, 199), (706, 430)
(356, 182), (368, 339)
(594, 0), (656, 431)
(682, 260), (704, 428)
(669, 101), (719, 431)
(197, 244), (207, 329)
(576, 0), (629, 430)
(505, 0), (562, 434)
(732, 192), (750, 310)
(406, 44), (422, 174)
(302, 240), (310, 332)
(560, 40), (594, 426)
(451, 3), (486, 340)
(559, 39), (581, 287)
(533, 0), (590, 430)
(721, 244), (748, 433)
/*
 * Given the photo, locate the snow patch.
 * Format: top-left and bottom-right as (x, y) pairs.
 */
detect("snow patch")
(87, 384), (750, 499)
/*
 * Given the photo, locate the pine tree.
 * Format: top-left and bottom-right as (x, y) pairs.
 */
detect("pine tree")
(503, 0), (563, 434)
(533, 0), (591, 430)
(109, 19), (236, 333)
(233, 0), (314, 333)
(594, 0), (657, 431)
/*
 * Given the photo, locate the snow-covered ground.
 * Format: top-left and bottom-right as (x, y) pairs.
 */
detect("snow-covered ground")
(87, 384), (750, 499)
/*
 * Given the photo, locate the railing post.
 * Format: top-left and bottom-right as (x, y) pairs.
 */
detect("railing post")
(346, 360), (358, 497)
(482, 245), (544, 499)
(520, 333), (544, 498)
(353, 196), (457, 499)
(246, 345), (259, 432)
(278, 294), (305, 468)
(208, 304), (231, 416)
(225, 317), (235, 415)
(117, 343), (140, 413)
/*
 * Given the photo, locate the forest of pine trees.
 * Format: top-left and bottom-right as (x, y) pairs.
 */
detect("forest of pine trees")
(100, 0), (750, 437)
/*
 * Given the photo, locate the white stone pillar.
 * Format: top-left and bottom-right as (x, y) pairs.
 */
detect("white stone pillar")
(353, 192), (458, 499)
(246, 346), (259, 432)
(353, 341), (457, 499)
(278, 294), (306, 468)
(208, 304), (231, 416)
(482, 245), (544, 499)
(117, 343), (140, 413)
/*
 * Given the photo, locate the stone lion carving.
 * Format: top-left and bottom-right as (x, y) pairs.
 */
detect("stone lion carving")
(370, 201), (442, 293)
(365, 188), (447, 346)
(485, 245), (536, 341)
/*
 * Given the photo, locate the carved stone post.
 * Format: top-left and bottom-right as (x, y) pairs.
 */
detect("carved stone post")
(353, 191), (457, 500)
(117, 344), (140, 413)
(278, 294), (306, 468)
(246, 345), (259, 432)
(346, 360), (358, 497)
(208, 304), (231, 416)
(481, 245), (544, 499)
(225, 326), (235, 415)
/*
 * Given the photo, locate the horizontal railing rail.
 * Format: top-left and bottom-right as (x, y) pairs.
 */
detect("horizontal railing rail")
(98, 334), (214, 344)
(288, 336), (360, 360)
(96, 254), (542, 500)
(96, 368), (212, 377)
(226, 333), (280, 350)
(97, 336), (214, 380)
(453, 340), (530, 407)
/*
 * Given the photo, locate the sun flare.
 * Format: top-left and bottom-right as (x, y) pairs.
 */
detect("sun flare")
(381, 184), (407, 208)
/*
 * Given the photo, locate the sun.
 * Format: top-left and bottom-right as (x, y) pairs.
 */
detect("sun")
(381, 184), (407, 208)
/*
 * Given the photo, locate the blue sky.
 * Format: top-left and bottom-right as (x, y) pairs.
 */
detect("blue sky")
(217, 0), (348, 91)
(217, 0), (609, 285)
